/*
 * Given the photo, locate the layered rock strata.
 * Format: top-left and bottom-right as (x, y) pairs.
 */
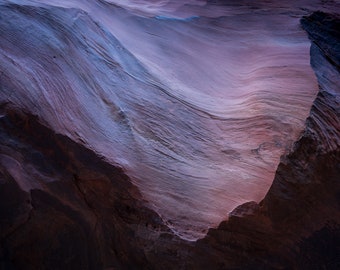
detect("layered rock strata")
(0, 1), (322, 238)
(190, 11), (340, 269)
(0, 6), (339, 270)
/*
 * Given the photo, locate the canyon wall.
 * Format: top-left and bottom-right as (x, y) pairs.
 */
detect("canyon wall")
(0, 0), (324, 239)
(0, 1), (339, 269)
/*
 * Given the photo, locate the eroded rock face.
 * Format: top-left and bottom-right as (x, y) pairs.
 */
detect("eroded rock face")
(0, 107), (189, 269)
(191, 11), (340, 269)
(0, 3), (339, 270)
(0, 0), (323, 239)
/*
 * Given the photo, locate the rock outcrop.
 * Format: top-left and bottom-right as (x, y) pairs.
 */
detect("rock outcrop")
(0, 106), (190, 269)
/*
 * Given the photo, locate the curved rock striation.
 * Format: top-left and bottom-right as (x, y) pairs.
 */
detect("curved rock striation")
(0, 1), (340, 269)
(191, 11), (340, 269)
(0, 0), (322, 239)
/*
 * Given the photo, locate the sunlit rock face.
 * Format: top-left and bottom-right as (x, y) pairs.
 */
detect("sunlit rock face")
(0, 0), (336, 239)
